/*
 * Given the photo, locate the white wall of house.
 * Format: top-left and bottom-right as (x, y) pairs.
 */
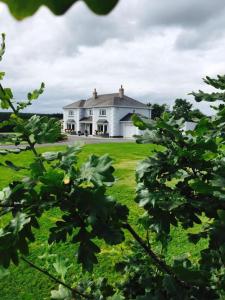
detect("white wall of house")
(92, 107), (112, 134)
(111, 107), (151, 137)
(63, 109), (78, 131)
(121, 122), (144, 138)
(63, 106), (151, 137)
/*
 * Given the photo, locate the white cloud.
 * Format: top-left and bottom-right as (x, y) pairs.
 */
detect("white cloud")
(0, 0), (225, 114)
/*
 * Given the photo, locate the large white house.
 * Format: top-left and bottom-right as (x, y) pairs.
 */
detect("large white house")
(63, 86), (151, 138)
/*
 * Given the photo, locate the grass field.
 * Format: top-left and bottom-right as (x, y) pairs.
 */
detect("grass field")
(0, 143), (207, 300)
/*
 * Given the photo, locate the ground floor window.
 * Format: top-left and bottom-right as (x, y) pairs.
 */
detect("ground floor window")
(97, 124), (108, 133)
(67, 123), (75, 130)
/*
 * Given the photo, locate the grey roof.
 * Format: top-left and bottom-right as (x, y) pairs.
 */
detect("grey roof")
(120, 113), (148, 122)
(63, 93), (149, 109)
(63, 99), (86, 109)
(79, 116), (92, 122)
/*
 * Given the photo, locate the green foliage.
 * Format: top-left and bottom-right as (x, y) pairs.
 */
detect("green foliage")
(0, 0), (119, 20)
(147, 103), (169, 120)
(172, 98), (193, 121)
(0, 143), (209, 299)
(0, 112), (63, 133)
(171, 98), (205, 121)
(133, 74), (225, 298)
(50, 284), (72, 300)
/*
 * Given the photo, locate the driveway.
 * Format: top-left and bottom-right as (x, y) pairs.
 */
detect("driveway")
(66, 135), (134, 144)
(0, 135), (135, 149)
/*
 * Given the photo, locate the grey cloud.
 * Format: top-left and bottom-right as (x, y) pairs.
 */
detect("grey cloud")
(62, 0), (225, 50)
(0, 1), (224, 117)
(175, 6), (225, 50)
(138, 0), (225, 28)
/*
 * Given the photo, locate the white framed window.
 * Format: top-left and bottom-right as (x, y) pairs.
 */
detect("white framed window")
(68, 110), (74, 116)
(97, 124), (108, 133)
(99, 109), (106, 116)
(89, 109), (93, 116)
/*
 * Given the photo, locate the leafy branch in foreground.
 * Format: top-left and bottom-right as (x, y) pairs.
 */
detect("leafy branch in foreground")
(0, 0), (119, 20)
(132, 74), (225, 299)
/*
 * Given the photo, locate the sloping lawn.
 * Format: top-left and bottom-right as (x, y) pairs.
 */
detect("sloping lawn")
(0, 143), (207, 300)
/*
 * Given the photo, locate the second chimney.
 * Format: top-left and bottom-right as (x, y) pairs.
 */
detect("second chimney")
(119, 85), (124, 98)
(93, 88), (97, 99)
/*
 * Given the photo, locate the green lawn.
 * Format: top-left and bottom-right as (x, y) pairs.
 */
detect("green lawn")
(0, 143), (207, 300)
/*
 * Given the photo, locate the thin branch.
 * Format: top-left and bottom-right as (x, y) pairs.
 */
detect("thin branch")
(123, 223), (190, 290)
(21, 256), (91, 299)
(146, 229), (150, 249)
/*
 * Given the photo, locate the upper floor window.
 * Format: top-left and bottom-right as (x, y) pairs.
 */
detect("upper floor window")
(99, 109), (106, 116)
(89, 109), (93, 116)
(69, 110), (74, 116)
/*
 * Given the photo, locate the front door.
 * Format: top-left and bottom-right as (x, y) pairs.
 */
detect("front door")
(89, 123), (93, 135)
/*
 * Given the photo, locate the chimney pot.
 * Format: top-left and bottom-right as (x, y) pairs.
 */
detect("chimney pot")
(119, 85), (124, 98)
(93, 88), (97, 99)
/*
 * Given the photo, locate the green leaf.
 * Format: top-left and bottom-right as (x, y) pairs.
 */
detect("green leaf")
(80, 154), (115, 187)
(73, 228), (100, 272)
(10, 213), (31, 235)
(0, 266), (10, 279)
(53, 256), (71, 282)
(189, 179), (215, 195)
(0, 72), (5, 80)
(19, 115), (61, 144)
(108, 295), (125, 300)
(0, 33), (5, 61)
(42, 151), (60, 161)
(27, 82), (45, 100)
(0, 0), (119, 20)
(50, 284), (72, 300)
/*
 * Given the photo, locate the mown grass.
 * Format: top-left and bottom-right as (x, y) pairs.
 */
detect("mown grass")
(0, 143), (207, 300)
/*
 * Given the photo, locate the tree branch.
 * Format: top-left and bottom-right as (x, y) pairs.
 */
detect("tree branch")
(123, 222), (190, 290)
(21, 256), (91, 299)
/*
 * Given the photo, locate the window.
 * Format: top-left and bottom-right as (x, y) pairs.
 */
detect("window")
(98, 124), (103, 132)
(89, 109), (93, 116)
(97, 124), (108, 133)
(99, 109), (106, 116)
(69, 110), (74, 116)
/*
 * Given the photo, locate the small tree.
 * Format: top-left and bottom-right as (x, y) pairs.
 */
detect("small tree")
(147, 103), (169, 120)
(172, 98), (193, 121)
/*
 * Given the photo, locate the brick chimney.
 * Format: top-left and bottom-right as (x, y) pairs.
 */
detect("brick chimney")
(93, 88), (97, 99)
(119, 85), (124, 98)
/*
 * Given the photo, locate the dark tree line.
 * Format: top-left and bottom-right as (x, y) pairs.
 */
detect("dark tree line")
(0, 112), (62, 132)
(148, 98), (205, 121)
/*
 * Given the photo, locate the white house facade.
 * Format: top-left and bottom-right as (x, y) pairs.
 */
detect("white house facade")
(63, 86), (151, 138)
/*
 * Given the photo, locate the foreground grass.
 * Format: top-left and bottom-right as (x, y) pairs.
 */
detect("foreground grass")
(0, 143), (207, 300)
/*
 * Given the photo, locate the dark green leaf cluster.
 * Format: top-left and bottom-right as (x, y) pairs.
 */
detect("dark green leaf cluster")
(133, 75), (225, 298)
(114, 242), (216, 300)
(0, 145), (128, 272)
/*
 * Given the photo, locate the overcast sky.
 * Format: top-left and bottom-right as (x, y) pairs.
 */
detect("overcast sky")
(0, 0), (225, 114)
